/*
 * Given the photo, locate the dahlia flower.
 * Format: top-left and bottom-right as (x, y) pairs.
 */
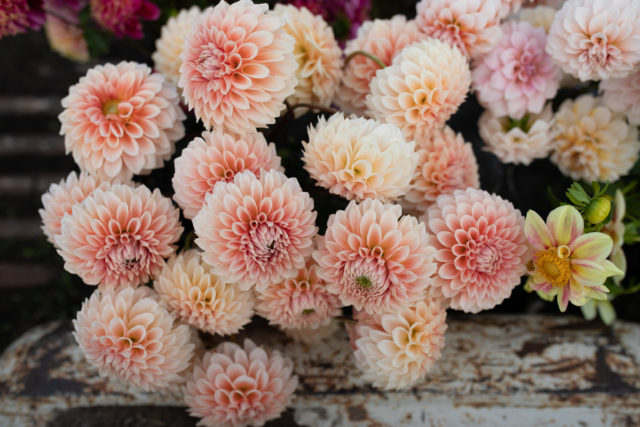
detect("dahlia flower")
(39, 171), (107, 246)
(179, 0), (298, 133)
(525, 205), (622, 311)
(366, 39), (471, 141)
(546, 0), (640, 81)
(73, 286), (197, 391)
(426, 188), (529, 313)
(45, 15), (89, 62)
(0, 0), (44, 38)
(255, 256), (341, 330)
(152, 6), (202, 88)
(415, 0), (502, 58)
(59, 62), (185, 182)
(172, 130), (282, 219)
(351, 300), (447, 390)
(302, 113), (418, 202)
(273, 4), (342, 113)
(403, 126), (479, 214)
(184, 339), (297, 427)
(478, 104), (554, 165)
(335, 16), (423, 116)
(550, 95), (640, 182)
(314, 199), (436, 314)
(56, 183), (183, 289)
(517, 5), (556, 33)
(284, 319), (339, 344)
(600, 71), (640, 125)
(154, 249), (255, 336)
(90, 0), (159, 39)
(601, 190), (626, 282)
(193, 170), (317, 291)
(287, 0), (371, 38)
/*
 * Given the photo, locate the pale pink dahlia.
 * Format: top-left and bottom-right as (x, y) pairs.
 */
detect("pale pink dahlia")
(73, 286), (197, 391)
(154, 249), (255, 336)
(90, 0), (160, 39)
(366, 38), (471, 141)
(179, 0), (298, 133)
(172, 130), (282, 219)
(335, 16), (423, 115)
(59, 62), (185, 182)
(45, 15), (89, 62)
(184, 339), (297, 427)
(56, 183), (183, 289)
(426, 188), (528, 313)
(472, 21), (560, 119)
(193, 170), (317, 291)
(351, 299), (447, 390)
(600, 71), (640, 125)
(314, 199), (436, 314)
(415, 0), (502, 58)
(255, 256), (341, 330)
(0, 0), (44, 38)
(546, 0), (640, 81)
(39, 171), (108, 246)
(403, 126), (479, 215)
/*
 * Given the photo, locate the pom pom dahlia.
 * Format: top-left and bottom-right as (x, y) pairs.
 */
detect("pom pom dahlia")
(154, 249), (255, 336)
(315, 199), (436, 314)
(179, 0), (298, 133)
(73, 286), (196, 391)
(184, 339), (297, 427)
(45, 15), (89, 62)
(335, 16), (423, 116)
(193, 170), (317, 291)
(350, 300), (447, 390)
(0, 0), (44, 38)
(366, 39), (471, 141)
(600, 71), (640, 125)
(56, 183), (183, 289)
(90, 0), (160, 39)
(546, 0), (640, 81)
(426, 188), (528, 313)
(415, 0), (502, 58)
(172, 130), (282, 219)
(550, 95), (640, 182)
(403, 126), (480, 214)
(472, 21), (560, 119)
(59, 61), (185, 182)
(302, 113), (418, 202)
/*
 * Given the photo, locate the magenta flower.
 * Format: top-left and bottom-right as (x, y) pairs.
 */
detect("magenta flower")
(90, 0), (160, 39)
(0, 0), (44, 38)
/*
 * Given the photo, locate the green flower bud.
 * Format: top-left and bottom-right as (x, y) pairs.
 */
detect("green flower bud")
(584, 197), (611, 224)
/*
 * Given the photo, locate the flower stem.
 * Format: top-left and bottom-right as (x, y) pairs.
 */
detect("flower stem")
(343, 50), (386, 69)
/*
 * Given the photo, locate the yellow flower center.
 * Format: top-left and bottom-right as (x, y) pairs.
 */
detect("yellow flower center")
(102, 99), (120, 115)
(535, 245), (571, 288)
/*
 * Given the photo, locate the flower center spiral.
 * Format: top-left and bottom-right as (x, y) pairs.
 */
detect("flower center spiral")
(534, 245), (571, 288)
(342, 258), (390, 300)
(245, 222), (288, 266)
(587, 33), (610, 66)
(475, 244), (502, 275)
(196, 42), (243, 85)
(105, 240), (150, 282)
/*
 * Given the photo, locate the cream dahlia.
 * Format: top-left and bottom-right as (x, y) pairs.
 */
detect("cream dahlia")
(600, 70), (640, 125)
(335, 16), (423, 115)
(193, 170), (317, 291)
(56, 183), (183, 288)
(59, 61), (185, 181)
(550, 95), (640, 182)
(283, 319), (339, 344)
(314, 199), (436, 314)
(426, 188), (528, 313)
(517, 5), (556, 33)
(73, 286), (196, 391)
(172, 130), (282, 219)
(90, 0), (160, 39)
(179, 0), (298, 133)
(546, 0), (640, 81)
(351, 299), (447, 390)
(302, 113), (418, 202)
(366, 39), (471, 141)
(154, 249), (255, 336)
(45, 14), (89, 62)
(184, 339), (297, 427)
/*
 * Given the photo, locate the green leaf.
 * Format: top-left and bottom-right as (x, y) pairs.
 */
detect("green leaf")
(566, 182), (591, 207)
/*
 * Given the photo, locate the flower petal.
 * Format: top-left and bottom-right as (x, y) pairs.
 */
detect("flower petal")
(524, 209), (553, 250)
(547, 205), (583, 246)
(570, 232), (613, 262)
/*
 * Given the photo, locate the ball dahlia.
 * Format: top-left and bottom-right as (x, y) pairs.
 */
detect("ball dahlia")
(193, 170), (317, 291)
(426, 188), (529, 313)
(335, 16), (423, 115)
(403, 126), (479, 215)
(546, 0), (640, 81)
(179, 0), (298, 133)
(184, 339), (297, 427)
(600, 71), (640, 125)
(90, 0), (160, 39)
(550, 95), (640, 182)
(59, 61), (185, 182)
(154, 249), (255, 336)
(73, 286), (197, 391)
(314, 199), (436, 314)
(0, 0), (44, 39)
(56, 183), (183, 289)
(45, 14), (89, 62)
(350, 299), (447, 390)
(366, 38), (471, 141)
(172, 130), (282, 219)
(302, 113), (418, 202)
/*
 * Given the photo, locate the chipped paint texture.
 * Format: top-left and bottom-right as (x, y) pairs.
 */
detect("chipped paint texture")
(1, 316), (639, 426)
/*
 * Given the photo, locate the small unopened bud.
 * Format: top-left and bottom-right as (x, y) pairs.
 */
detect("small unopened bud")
(584, 197), (611, 224)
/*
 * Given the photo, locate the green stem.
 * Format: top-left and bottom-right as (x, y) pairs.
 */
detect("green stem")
(344, 50), (386, 69)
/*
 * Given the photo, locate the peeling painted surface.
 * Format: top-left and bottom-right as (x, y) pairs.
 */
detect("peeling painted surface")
(1, 315), (639, 426)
